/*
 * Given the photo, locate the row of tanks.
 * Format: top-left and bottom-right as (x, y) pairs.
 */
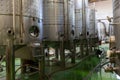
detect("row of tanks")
(0, 0), (97, 45)
(0, 0), (98, 80)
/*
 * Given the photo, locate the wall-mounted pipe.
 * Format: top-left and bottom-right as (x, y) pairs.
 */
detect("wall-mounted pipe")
(19, 0), (24, 43)
(13, 0), (16, 33)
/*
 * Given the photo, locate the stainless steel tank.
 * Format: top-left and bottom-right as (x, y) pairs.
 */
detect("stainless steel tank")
(0, 0), (43, 45)
(81, 0), (88, 39)
(113, 0), (120, 49)
(68, 0), (75, 40)
(74, 0), (82, 39)
(97, 21), (108, 41)
(74, 0), (88, 39)
(43, 0), (75, 41)
(87, 8), (96, 38)
(110, 0), (120, 76)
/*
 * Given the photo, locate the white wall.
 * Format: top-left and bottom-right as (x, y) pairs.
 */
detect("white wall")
(95, 0), (113, 19)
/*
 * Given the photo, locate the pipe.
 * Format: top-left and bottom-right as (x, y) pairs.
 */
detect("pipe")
(19, 0), (24, 43)
(82, 0), (87, 39)
(63, 0), (66, 40)
(15, 64), (49, 80)
(110, 23), (120, 25)
(0, 56), (5, 67)
(13, 0), (16, 33)
(104, 67), (119, 73)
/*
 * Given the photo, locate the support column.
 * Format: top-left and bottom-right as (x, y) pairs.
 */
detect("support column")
(6, 30), (15, 80)
(39, 44), (45, 80)
(71, 42), (76, 64)
(80, 40), (84, 57)
(55, 48), (59, 59)
(60, 40), (65, 68)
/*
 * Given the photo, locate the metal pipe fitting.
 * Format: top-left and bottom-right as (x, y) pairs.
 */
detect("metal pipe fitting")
(105, 67), (119, 73)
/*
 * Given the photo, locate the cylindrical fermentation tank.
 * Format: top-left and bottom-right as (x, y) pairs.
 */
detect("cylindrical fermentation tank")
(74, 0), (88, 39)
(87, 8), (96, 38)
(110, 0), (120, 76)
(74, 0), (82, 39)
(43, 0), (75, 41)
(0, 0), (43, 45)
(113, 0), (120, 49)
(81, 0), (88, 39)
(97, 21), (107, 41)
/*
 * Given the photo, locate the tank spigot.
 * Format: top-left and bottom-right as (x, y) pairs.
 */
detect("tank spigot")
(106, 49), (120, 59)
(105, 66), (119, 73)
(106, 50), (113, 59)
(109, 57), (117, 63)
(116, 50), (120, 54)
(7, 28), (14, 36)
(111, 50), (120, 57)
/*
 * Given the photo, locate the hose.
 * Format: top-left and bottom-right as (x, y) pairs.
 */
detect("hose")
(0, 55), (5, 66)
(15, 64), (50, 80)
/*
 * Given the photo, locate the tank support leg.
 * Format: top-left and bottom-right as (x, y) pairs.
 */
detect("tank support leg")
(60, 40), (65, 68)
(80, 40), (84, 57)
(71, 42), (76, 64)
(6, 34), (15, 80)
(55, 48), (59, 59)
(39, 45), (45, 80)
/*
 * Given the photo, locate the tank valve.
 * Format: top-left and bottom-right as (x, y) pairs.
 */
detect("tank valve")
(106, 49), (113, 59)
(109, 57), (117, 63)
(104, 66), (119, 73)
(116, 50), (120, 54)
(106, 49), (120, 59)
(7, 28), (14, 36)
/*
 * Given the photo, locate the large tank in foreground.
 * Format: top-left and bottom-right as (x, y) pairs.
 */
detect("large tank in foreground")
(0, 0), (43, 45)
(43, 0), (75, 41)
(110, 0), (120, 76)
(113, 0), (120, 49)
(0, 0), (43, 60)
